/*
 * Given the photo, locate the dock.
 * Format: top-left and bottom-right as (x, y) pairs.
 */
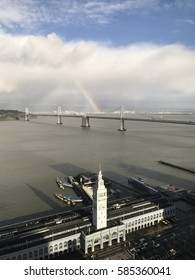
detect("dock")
(158, 160), (195, 174)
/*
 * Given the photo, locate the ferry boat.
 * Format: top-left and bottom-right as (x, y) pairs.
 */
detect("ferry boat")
(128, 177), (147, 186)
(56, 178), (73, 189)
(54, 193), (83, 205)
(64, 196), (83, 204)
(54, 193), (64, 201)
(137, 177), (146, 183)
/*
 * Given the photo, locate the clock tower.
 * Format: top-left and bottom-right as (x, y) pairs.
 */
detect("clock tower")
(92, 164), (107, 230)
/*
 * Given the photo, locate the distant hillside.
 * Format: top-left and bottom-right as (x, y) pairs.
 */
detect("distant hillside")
(0, 110), (24, 120)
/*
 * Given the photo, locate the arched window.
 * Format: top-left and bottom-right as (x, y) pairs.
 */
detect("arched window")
(34, 250), (38, 257)
(49, 246), (53, 253)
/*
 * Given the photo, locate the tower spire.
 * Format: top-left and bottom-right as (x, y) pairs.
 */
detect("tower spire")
(92, 164), (107, 230)
(98, 162), (103, 180)
(99, 162), (101, 173)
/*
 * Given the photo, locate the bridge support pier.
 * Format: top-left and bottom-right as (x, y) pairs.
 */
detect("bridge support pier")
(118, 105), (126, 131)
(81, 116), (90, 128)
(118, 118), (126, 131)
(56, 106), (63, 125)
(57, 115), (63, 125)
(25, 108), (29, 121)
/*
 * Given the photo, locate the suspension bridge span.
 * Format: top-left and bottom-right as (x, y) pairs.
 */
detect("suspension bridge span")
(24, 106), (195, 131)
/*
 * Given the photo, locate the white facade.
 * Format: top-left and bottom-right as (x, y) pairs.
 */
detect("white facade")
(81, 224), (126, 254)
(122, 205), (176, 233)
(0, 233), (81, 260)
(92, 166), (107, 230)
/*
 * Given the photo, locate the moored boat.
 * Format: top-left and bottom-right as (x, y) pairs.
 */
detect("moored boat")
(56, 178), (73, 189)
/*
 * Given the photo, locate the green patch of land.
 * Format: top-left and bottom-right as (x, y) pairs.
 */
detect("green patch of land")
(0, 110), (24, 121)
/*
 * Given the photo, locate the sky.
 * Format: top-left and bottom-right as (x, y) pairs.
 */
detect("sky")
(0, 0), (195, 112)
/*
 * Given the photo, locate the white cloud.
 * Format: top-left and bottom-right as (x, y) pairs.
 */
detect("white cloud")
(0, 0), (35, 29)
(0, 32), (195, 111)
(183, 19), (195, 25)
(0, 0), (177, 31)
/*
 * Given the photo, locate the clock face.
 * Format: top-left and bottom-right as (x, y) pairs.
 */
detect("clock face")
(98, 204), (105, 211)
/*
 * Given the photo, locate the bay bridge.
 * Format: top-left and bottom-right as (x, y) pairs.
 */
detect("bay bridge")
(25, 106), (195, 131)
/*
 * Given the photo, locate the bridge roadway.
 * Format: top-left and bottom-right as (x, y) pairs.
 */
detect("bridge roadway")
(30, 113), (195, 125)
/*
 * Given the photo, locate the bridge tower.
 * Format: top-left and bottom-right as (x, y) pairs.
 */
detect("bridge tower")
(92, 164), (107, 230)
(25, 108), (29, 121)
(118, 105), (126, 131)
(81, 115), (90, 128)
(57, 106), (63, 125)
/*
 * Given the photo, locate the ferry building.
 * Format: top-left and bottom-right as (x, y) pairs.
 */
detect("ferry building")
(0, 166), (176, 260)
(80, 166), (175, 255)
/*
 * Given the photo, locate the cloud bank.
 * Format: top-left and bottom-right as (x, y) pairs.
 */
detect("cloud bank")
(0, 32), (195, 111)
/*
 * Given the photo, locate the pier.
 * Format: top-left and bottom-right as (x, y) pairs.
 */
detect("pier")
(128, 177), (158, 194)
(158, 160), (195, 174)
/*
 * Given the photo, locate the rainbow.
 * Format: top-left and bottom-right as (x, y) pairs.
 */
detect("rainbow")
(75, 81), (100, 112)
